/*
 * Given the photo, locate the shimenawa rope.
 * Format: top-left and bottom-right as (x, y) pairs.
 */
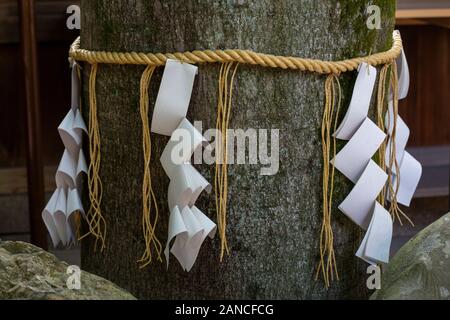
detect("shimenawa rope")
(69, 33), (402, 74)
(71, 32), (403, 285)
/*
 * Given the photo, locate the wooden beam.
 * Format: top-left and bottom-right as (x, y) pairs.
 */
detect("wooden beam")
(396, 18), (429, 26)
(396, 8), (450, 27)
(18, 0), (47, 250)
(396, 8), (450, 19)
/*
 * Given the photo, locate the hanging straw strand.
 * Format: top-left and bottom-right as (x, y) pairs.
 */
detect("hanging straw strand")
(376, 64), (390, 206)
(79, 63), (106, 251)
(138, 65), (163, 267)
(315, 74), (341, 287)
(215, 62), (239, 261)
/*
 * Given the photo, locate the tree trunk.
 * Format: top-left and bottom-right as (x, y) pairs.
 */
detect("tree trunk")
(80, 0), (396, 299)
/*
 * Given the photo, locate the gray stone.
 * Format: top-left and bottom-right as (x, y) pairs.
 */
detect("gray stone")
(0, 241), (136, 300)
(371, 212), (450, 300)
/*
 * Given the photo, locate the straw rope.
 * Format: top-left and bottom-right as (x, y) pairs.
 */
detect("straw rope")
(69, 32), (402, 75)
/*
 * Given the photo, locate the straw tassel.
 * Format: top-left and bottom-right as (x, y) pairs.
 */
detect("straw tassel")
(215, 62), (239, 261)
(315, 74), (342, 287)
(80, 63), (107, 251)
(138, 65), (163, 267)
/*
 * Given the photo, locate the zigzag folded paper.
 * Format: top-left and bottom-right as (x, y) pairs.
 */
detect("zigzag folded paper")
(165, 205), (216, 271)
(339, 160), (387, 230)
(390, 151), (422, 206)
(334, 62), (377, 140)
(42, 61), (87, 247)
(151, 59), (198, 136)
(151, 59), (216, 271)
(332, 117), (386, 183)
(356, 202), (393, 264)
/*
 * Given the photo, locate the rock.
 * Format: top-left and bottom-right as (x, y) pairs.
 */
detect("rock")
(0, 241), (136, 300)
(371, 213), (450, 300)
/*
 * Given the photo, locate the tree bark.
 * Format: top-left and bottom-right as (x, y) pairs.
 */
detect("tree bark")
(80, 0), (396, 299)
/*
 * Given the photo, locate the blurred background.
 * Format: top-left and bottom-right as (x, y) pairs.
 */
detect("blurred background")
(0, 0), (449, 264)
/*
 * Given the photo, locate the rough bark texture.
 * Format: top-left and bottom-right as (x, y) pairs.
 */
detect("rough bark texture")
(80, 0), (395, 299)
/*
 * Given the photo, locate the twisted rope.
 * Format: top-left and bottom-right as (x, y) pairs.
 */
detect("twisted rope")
(69, 32), (402, 74)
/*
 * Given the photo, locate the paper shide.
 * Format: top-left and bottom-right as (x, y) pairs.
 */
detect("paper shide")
(42, 60), (87, 247)
(151, 59), (217, 271)
(332, 32), (422, 265)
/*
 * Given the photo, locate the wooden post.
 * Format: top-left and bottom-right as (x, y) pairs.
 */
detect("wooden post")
(18, 0), (47, 250)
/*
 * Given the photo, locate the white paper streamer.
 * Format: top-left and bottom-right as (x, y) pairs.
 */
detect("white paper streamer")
(396, 42), (410, 100)
(339, 160), (387, 230)
(168, 163), (211, 210)
(390, 151), (422, 206)
(42, 189), (62, 247)
(58, 109), (87, 156)
(160, 118), (206, 180)
(55, 150), (87, 189)
(151, 59), (198, 136)
(152, 59), (216, 271)
(332, 62), (399, 266)
(42, 62), (87, 247)
(333, 63), (377, 140)
(332, 117), (386, 183)
(356, 202), (393, 264)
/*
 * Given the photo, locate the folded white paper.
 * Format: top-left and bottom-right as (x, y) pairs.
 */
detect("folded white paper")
(332, 117), (386, 183)
(356, 202), (393, 264)
(55, 150), (87, 189)
(151, 59), (198, 136)
(390, 151), (422, 206)
(58, 109), (88, 156)
(160, 118), (206, 179)
(52, 188), (68, 246)
(152, 59), (216, 271)
(168, 163), (211, 210)
(396, 45), (410, 100)
(43, 61), (87, 248)
(42, 189), (62, 247)
(171, 206), (204, 271)
(164, 205), (216, 271)
(334, 63), (377, 140)
(42, 187), (86, 247)
(164, 206), (188, 268)
(339, 160), (387, 229)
